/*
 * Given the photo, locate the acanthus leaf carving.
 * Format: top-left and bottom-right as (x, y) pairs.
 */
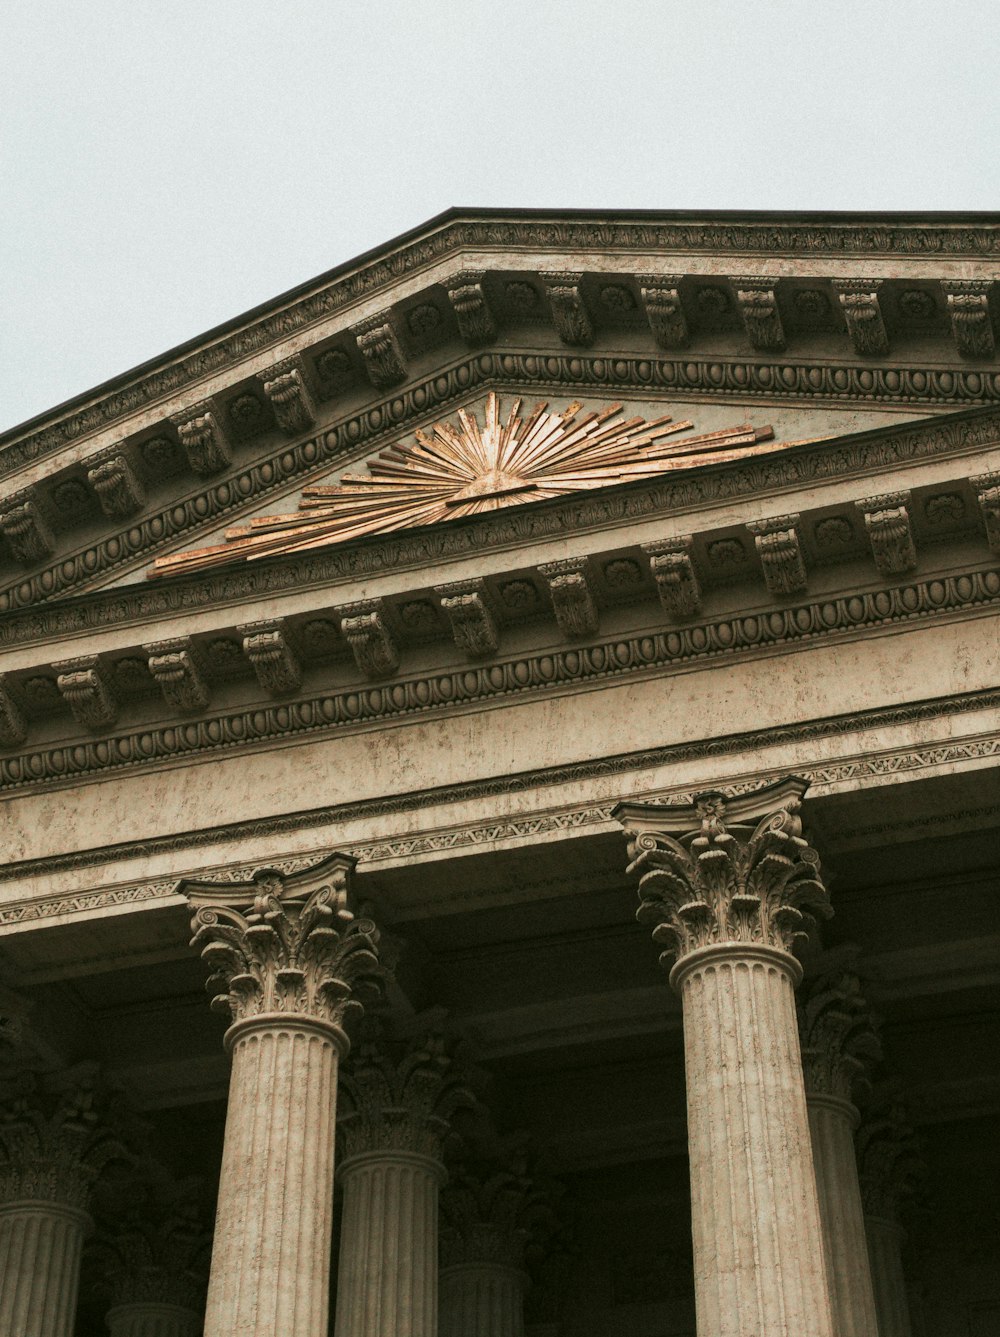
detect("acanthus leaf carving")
(86, 451), (145, 519)
(642, 537), (702, 619)
(53, 655), (118, 730)
(857, 1097), (924, 1223)
(0, 494), (54, 564)
(144, 637), (210, 713)
(352, 312), (407, 390)
(746, 513), (808, 596)
(183, 853), (382, 1033)
(338, 600), (400, 679)
(834, 280), (890, 356)
(170, 406), (232, 476)
(446, 271), (497, 346)
(260, 356), (317, 435)
(436, 579), (499, 657)
(638, 275), (689, 348)
(970, 470), (1000, 553)
(540, 272), (594, 346)
(734, 277), (785, 351)
(942, 280), (995, 358)
(537, 559), (599, 638)
(856, 491), (917, 574)
(0, 674), (27, 748)
(440, 1139), (562, 1273)
(798, 966), (881, 1104)
(615, 776), (831, 967)
(238, 619), (302, 695)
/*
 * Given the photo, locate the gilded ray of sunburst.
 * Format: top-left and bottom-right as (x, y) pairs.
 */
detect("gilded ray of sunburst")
(148, 394), (784, 579)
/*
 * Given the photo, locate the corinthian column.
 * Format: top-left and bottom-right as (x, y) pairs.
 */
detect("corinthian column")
(799, 967), (882, 1337)
(857, 1100), (923, 1337)
(180, 853), (381, 1337)
(334, 1017), (476, 1337)
(0, 1065), (126, 1337)
(615, 777), (835, 1337)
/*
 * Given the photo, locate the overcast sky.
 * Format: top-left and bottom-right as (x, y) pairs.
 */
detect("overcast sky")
(3, 0), (998, 433)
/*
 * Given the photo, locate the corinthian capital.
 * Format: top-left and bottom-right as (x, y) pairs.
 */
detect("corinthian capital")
(798, 967), (882, 1104)
(338, 1013), (477, 1162)
(180, 852), (382, 1038)
(440, 1142), (560, 1272)
(614, 776), (831, 969)
(857, 1097), (923, 1223)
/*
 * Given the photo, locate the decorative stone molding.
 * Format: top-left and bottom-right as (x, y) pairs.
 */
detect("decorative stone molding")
(144, 638), (210, 713)
(0, 495), (54, 563)
(857, 1099), (924, 1224)
(447, 271), (497, 345)
(856, 492), (917, 574)
(440, 1152), (549, 1272)
(338, 599), (400, 678)
(53, 655), (118, 730)
(259, 355), (317, 434)
(0, 675), (26, 748)
(238, 619), (301, 695)
(338, 1017), (477, 1162)
(3, 566), (999, 785)
(352, 312), (407, 389)
(942, 280), (995, 358)
(642, 536), (702, 618)
(616, 776), (831, 967)
(87, 452), (144, 519)
(746, 514), (808, 595)
(182, 853), (381, 1033)
(0, 1066), (128, 1211)
(637, 275), (688, 348)
(436, 579), (499, 657)
(798, 968), (881, 1103)
(170, 407), (232, 475)
(537, 559), (599, 638)
(835, 280), (889, 356)
(540, 272), (593, 346)
(971, 470), (1000, 552)
(734, 278), (785, 350)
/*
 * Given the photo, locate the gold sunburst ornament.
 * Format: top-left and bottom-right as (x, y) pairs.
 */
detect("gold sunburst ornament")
(148, 394), (784, 579)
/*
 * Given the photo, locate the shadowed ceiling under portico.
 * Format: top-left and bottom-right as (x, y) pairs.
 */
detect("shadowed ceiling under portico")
(148, 393), (785, 579)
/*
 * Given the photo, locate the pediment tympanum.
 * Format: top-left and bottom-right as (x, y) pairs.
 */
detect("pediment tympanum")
(148, 393), (782, 578)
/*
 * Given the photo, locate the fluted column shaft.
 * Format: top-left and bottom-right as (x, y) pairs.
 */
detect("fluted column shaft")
(335, 1149), (443, 1337)
(866, 1215), (913, 1337)
(674, 944), (834, 1337)
(203, 1014), (344, 1337)
(0, 1200), (90, 1337)
(808, 1094), (880, 1337)
(439, 1261), (527, 1337)
(106, 1302), (203, 1337)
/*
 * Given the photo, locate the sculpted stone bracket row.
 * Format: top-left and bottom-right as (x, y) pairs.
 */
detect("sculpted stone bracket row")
(0, 474), (997, 753)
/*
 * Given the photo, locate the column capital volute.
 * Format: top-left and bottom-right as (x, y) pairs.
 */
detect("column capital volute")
(798, 961), (882, 1105)
(179, 851), (383, 1042)
(614, 775), (832, 975)
(337, 1010), (479, 1164)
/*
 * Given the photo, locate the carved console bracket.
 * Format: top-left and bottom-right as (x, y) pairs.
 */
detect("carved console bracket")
(637, 275), (688, 349)
(855, 492), (917, 574)
(641, 537), (702, 619)
(970, 471), (1000, 553)
(446, 271), (497, 346)
(540, 272), (594, 346)
(86, 450), (144, 519)
(537, 558), (599, 638)
(734, 278), (785, 351)
(746, 514), (807, 595)
(0, 675), (26, 748)
(338, 600), (400, 679)
(238, 619), (302, 695)
(834, 281), (889, 356)
(0, 494), (55, 563)
(52, 655), (118, 730)
(351, 313), (407, 390)
(435, 580), (499, 657)
(259, 355), (317, 434)
(170, 404), (232, 476)
(942, 280), (995, 359)
(144, 637), (211, 712)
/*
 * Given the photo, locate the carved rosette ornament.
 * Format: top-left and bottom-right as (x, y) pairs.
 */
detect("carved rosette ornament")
(334, 1018), (478, 1337)
(615, 777), (836, 1337)
(181, 854), (381, 1337)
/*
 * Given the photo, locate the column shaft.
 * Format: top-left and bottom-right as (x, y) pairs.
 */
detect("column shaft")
(106, 1303), (203, 1337)
(0, 1201), (90, 1337)
(808, 1095), (880, 1337)
(866, 1215), (913, 1337)
(439, 1262), (527, 1337)
(335, 1151), (441, 1337)
(677, 946), (834, 1337)
(203, 1017), (341, 1337)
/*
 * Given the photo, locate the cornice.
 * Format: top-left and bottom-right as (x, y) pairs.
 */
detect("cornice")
(0, 687), (997, 924)
(3, 210), (1000, 479)
(2, 390), (999, 618)
(0, 563), (997, 796)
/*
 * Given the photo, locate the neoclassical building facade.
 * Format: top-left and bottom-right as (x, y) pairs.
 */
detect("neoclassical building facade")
(0, 210), (998, 1337)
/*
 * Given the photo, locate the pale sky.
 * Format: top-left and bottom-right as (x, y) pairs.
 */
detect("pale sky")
(2, 0), (999, 433)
